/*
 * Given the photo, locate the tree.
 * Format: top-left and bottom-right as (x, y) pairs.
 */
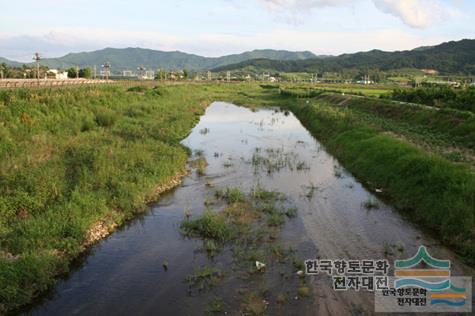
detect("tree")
(79, 67), (92, 78)
(183, 69), (189, 79)
(155, 70), (168, 81)
(0, 63), (7, 78)
(67, 67), (77, 78)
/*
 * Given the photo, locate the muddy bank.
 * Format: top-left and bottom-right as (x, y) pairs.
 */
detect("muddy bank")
(82, 169), (189, 250)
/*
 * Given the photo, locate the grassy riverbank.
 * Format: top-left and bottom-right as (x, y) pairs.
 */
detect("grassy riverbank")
(224, 84), (474, 264)
(0, 84), (212, 313)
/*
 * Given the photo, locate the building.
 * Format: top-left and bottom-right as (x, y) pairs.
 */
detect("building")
(139, 70), (155, 80)
(421, 69), (439, 75)
(122, 70), (134, 77)
(356, 79), (374, 85)
(46, 69), (68, 80)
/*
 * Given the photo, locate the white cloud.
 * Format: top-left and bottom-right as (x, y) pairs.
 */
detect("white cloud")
(256, 0), (460, 28)
(257, 0), (352, 11)
(256, 0), (353, 24)
(372, 0), (451, 28)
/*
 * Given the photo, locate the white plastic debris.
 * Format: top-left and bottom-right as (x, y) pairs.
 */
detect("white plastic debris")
(297, 270), (304, 276)
(375, 188), (383, 193)
(255, 261), (266, 270)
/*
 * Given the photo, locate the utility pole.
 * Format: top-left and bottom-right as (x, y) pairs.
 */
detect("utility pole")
(137, 65), (146, 80)
(101, 62), (111, 80)
(93, 65), (97, 79)
(207, 71), (212, 81)
(76, 66), (79, 79)
(33, 52), (41, 83)
(226, 71), (230, 83)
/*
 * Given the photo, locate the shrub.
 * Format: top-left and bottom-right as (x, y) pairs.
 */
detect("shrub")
(94, 109), (117, 127)
(181, 210), (230, 242)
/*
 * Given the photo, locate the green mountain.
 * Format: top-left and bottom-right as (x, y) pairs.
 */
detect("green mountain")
(212, 39), (475, 75)
(11, 48), (316, 72)
(0, 57), (21, 67)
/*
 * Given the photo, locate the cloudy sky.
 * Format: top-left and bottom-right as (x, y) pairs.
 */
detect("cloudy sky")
(1, 0), (474, 61)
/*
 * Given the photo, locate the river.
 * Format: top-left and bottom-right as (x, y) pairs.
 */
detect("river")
(26, 102), (473, 315)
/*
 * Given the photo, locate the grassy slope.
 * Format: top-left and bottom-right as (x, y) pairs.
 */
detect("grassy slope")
(224, 84), (474, 264)
(0, 84), (212, 312)
(318, 94), (475, 166)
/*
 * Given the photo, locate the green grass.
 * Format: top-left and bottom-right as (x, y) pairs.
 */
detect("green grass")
(181, 210), (231, 243)
(342, 95), (475, 153)
(0, 83), (213, 313)
(278, 83), (393, 98)
(214, 187), (246, 204)
(186, 266), (223, 292)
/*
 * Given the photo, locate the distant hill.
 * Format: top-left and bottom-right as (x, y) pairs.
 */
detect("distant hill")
(2, 39), (473, 74)
(2, 48), (317, 72)
(212, 39), (475, 75)
(0, 57), (21, 67)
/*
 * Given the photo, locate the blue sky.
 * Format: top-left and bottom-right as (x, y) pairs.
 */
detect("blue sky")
(1, 0), (474, 61)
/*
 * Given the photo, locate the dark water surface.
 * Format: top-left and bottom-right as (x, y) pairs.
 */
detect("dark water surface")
(26, 102), (473, 315)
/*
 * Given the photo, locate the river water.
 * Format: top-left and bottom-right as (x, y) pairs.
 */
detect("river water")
(26, 102), (473, 315)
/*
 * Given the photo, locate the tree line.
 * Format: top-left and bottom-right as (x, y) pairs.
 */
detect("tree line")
(0, 63), (93, 79)
(387, 87), (475, 113)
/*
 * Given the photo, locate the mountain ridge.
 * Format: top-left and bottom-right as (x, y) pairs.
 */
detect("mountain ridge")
(0, 48), (317, 71)
(1, 39), (473, 74)
(211, 39), (475, 75)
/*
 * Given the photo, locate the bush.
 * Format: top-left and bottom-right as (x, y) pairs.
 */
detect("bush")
(94, 109), (117, 127)
(390, 87), (475, 113)
(127, 86), (147, 93)
(181, 210), (230, 242)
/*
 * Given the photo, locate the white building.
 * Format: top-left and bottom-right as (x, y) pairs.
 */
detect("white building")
(47, 69), (68, 80)
(122, 70), (134, 77)
(142, 70), (155, 80)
